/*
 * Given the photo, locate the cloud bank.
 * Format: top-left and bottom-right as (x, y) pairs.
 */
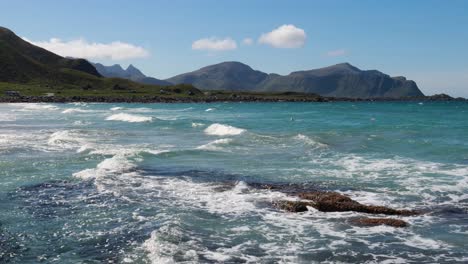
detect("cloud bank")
(259, 24), (306, 48)
(23, 37), (150, 60)
(192, 37), (237, 51)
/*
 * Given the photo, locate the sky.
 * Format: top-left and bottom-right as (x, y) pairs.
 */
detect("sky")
(2, 0), (468, 96)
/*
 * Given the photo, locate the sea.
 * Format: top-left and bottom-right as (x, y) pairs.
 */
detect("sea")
(0, 102), (467, 263)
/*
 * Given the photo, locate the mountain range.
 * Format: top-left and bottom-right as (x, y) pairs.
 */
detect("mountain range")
(97, 61), (423, 98)
(165, 62), (423, 98)
(92, 63), (171, 86)
(1, 25), (424, 98)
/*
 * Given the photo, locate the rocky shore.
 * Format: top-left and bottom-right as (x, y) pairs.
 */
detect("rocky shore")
(0, 93), (465, 103)
(250, 183), (420, 228)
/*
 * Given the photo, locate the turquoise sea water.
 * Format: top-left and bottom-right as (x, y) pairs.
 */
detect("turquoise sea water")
(0, 102), (467, 263)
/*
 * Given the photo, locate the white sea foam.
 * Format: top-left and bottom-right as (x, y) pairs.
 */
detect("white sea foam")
(204, 123), (245, 136)
(144, 224), (200, 264)
(11, 103), (59, 111)
(0, 132), (49, 152)
(402, 234), (449, 250)
(205, 108), (215, 112)
(294, 134), (328, 148)
(72, 120), (92, 126)
(72, 154), (137, 181)
(47, 130), (87, 149)
(106, 113), (153, 123)
(110, 106), (124, 111)
(0, 112), (16, 122)
(61, 108), (91, 114)
(196, 138), (233, 151)
(191, 122), (205, 128)
(70, 102), (88, 106)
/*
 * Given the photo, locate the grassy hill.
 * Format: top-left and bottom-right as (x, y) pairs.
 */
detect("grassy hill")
(0, 26), (201, 98)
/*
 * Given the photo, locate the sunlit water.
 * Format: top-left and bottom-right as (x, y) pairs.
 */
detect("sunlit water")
(0, 102), (467, 263)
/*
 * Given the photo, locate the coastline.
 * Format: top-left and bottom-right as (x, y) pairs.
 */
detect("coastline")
(0, 94), (465, 103)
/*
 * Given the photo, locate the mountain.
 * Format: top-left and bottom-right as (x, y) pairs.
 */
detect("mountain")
(166, 61), (268, 91)
(166, 62), (424, 98)
(258, 63), (423, 98)
(0, 26), (200, 96)
(93, 63), (171, 86)
(0, 25), (423, 99)
(0, 26), (100, 83)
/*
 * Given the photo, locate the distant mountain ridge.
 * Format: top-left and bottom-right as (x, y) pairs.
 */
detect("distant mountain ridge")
(92, 63), (171, 86)
(1, 25), (424, 98)
(166, 61), (424, 98)
(166, 62), (269, 91)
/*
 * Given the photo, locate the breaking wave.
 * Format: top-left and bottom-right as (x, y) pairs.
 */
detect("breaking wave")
(106, 113), (153, 123)
(204, 123), (245, 136)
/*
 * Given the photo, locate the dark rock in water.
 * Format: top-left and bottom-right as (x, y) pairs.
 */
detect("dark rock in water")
(298, 191), (418, 216)
(350, 217), (408, 228)
(273, 200), (311, 212)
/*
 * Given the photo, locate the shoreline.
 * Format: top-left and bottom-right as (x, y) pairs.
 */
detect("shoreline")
(1, 95), (466, 103)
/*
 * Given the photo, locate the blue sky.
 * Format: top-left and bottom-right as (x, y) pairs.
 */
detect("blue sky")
(2, 0), (468, 96)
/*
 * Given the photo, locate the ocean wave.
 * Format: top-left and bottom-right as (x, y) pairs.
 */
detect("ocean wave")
(0, 132), (50, 152)
(191, 122), (205, 128)
(294, 134), (328, 148)
(105, 113), (153, 123)
(47, 130), (88, 149)
(69, 102), (88, 107)
(72, 154), (137, 181)
(61, 108), (92, 114)
(196, 138), (233, 151)
(204, 123), (245, 136)
(205, 108), (215, 112)
(10, 103), (59, 111)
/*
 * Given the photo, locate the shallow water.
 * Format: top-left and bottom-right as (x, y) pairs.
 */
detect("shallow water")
(0, 102), (467, 263)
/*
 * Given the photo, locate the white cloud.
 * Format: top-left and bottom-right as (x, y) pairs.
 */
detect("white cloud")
(258, 24), (306, 48)
(242, 38), (253, 45)
(326, 49), (347, 57)
(23, 37), (150, 60)
(192, 37), (237, 51)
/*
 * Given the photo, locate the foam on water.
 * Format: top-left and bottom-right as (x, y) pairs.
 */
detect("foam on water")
(294, 133), (328, 148)
(196, 138), (233, 151)
(204, 123), (246, 136)
(10, 103), (59, 111)
(72, 154), (137, 181)
(106, 113), (153, 123)
(70, 102), (88, 106)
(61, 108), (91, 114)
(47, 130), (89, 150)
(3, 102), (468, 263)
(191, 122), (204, 128)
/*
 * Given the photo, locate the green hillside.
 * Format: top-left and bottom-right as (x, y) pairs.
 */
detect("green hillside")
(0, 26), (201, 98)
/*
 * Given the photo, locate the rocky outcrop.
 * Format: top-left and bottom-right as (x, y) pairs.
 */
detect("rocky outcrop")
(250, 183), (418, 228)
(273, 201), (311, 212)
(349, 217), (408, 228)
(298, 191), (417, 216)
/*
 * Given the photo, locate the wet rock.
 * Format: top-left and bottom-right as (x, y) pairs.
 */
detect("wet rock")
(350, 217), (408, 228)
(273, 200), (311, 212)
(298, 191), (417, 216)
